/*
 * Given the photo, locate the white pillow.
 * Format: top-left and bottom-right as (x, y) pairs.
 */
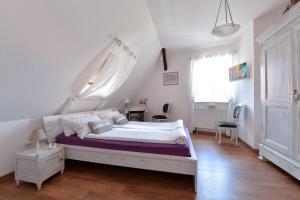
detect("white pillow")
(96, 109), (114, 118)
(43, 111), (97, 142)
(114, 114), (128, 125)
(60, 114), (96, 137)
(60, 119), (75, 137)
(64, 115), (101, 139)
(99, 111), (121, 125)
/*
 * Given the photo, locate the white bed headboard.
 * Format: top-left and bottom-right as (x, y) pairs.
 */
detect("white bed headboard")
(42, 109), (116, 142)
(43, 111), (95, 142)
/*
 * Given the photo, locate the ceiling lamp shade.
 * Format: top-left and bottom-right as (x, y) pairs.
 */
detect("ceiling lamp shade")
(212, 0), (241, 37)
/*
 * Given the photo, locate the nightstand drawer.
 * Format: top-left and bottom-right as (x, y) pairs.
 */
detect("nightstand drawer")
(16, 159), (38, 180)
(44, 154), (60, 177)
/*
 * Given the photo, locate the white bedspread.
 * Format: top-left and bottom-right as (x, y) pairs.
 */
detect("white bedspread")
(85, 120), (187, 144)
(112, 119), (184, 131)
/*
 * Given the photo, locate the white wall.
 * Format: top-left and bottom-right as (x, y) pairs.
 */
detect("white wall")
(0, 0), (285, 177)
(134, 29), (257, 148)
(230, 4), (283, 148)
(0, 118), (42, 176)
(0, 0), (161, 177)
(134, 49), (191, 124)
(135, 5), (283, 149)
(231, 22), (255, 147)
(134, 43), (238, 130)
(0, 0), (161, 121)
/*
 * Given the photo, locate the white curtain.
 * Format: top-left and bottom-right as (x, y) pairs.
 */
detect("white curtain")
(61, 38), (137, 114)
(79, 39), (137, 98)
(190, 52), (234, 103)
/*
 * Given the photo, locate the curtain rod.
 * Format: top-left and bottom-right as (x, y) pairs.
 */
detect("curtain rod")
(109, 35), (137, 59)
(189, 50), (238, 60)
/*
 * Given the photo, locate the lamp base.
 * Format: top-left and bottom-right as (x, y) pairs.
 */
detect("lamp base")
(35, 142), (40, 152)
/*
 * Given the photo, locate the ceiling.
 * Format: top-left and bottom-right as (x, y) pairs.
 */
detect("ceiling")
(146, 0), (287, 49)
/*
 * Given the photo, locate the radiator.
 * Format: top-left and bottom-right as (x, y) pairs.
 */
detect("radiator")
(192, 102), (228, 131)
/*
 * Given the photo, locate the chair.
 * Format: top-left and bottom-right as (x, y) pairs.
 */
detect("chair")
(152, 103), (170, 122)
(215, 104), (244, 146)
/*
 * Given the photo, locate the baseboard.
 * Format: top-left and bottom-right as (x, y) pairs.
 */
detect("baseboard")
(193, 128), (216, 134)
(0, 172), (14, 180)
(239, 138), (259, 154)
(260, 144), (300, 180)
(0, 169), (14, 179)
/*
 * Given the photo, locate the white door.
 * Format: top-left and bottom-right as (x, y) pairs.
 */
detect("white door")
(261, 30), (295, 156)
(293, 22), (300, 161)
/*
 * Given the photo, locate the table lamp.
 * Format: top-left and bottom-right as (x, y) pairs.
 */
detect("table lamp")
(29, 128), (47, 150)
(124, 98), (130, 108)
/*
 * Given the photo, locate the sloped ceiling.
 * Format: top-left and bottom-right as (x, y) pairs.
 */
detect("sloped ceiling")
(146, 0), (287, 49)
(0, 0), (161, 121)
(0, 0), (288, 122)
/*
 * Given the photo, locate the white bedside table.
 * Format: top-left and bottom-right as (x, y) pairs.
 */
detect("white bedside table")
(15, 143), (64, 190)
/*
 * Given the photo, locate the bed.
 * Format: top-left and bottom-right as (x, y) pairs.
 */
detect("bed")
(43, 111), (198, 192)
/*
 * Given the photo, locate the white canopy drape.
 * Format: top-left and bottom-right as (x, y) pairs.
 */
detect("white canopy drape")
(61, 38), (137, 114)
(80, 38), (137, 98)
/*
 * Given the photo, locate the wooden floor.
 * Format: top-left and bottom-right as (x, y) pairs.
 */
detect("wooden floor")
(1, 134), (300, 200)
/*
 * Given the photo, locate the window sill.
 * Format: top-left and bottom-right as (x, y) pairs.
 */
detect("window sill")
(193, 101), (230, 104)
(193, 102), (228, 111)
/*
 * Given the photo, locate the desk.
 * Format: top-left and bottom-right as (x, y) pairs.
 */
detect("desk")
(123, 106), (146, 122)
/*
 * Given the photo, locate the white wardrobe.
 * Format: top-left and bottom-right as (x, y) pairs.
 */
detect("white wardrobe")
(257, 3), (300, 180)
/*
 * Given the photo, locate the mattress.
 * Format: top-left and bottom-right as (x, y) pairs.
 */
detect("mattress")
(112, 120), (184, 130)
(56, 128), (191, 157)
(85, 126), (187, 145)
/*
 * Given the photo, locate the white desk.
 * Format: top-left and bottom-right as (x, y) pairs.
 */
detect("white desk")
(123, 106), (147, 121)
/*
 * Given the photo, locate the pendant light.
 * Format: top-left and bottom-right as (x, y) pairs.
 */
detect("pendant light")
(212, 0), (241, 37)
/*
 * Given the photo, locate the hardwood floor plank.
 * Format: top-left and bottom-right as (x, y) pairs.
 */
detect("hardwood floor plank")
(0, 134), (299, 200)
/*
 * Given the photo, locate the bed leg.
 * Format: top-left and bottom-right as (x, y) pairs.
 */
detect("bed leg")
(194, 161), (198, 193)
(194, 174), (197, 193)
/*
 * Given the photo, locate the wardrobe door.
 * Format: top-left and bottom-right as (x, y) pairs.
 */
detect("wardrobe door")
(293, 22), (300, 161)
(261, 30), (295, 157)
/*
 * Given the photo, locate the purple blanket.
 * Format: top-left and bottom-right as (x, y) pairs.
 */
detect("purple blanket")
(56, 128), (191, 157)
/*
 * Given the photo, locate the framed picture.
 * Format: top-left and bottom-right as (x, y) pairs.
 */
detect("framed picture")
(229, 62), (249, 81)
(163, 72), (178, 86)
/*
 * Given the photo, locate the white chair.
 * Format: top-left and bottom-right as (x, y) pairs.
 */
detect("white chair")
(215, 104), (244, 147)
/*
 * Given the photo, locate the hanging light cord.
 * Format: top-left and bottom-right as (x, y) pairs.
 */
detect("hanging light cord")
(225, 0), (228, 23)
(225, 0), (235, 24)
(214, 0), (235, 27)
(214, 0), (223, 27)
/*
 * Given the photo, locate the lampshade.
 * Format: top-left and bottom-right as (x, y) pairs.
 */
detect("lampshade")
(124, 98), (130, 104)
(212, 23), (241, 37)
(29, 128), (47, 143)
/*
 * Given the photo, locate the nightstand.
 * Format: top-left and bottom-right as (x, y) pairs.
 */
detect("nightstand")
(15, 143), (64, 190)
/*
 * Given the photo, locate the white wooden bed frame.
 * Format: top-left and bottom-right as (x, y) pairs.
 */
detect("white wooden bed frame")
(43, 111), (198, 192)
(63, 142), (198, 192)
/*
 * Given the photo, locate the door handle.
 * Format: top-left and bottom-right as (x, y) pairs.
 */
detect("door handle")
(290, 90), (298, 101)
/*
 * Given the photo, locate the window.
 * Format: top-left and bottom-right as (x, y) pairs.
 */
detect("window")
(191, 52), (235, 103)
(60, 38), (137, 114)
(79, 38), (137, 99)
